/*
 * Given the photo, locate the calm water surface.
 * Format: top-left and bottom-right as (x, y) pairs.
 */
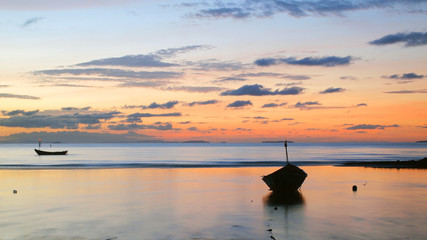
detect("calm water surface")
(0, 142), (426, 168)
(0, 166), (426, 239)
(0, 143), (426, 239)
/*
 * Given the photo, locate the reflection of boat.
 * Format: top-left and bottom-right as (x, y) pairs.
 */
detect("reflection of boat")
(262, 141), (307, 193)
(35, 149), (68, 155)
(264, 190), (304, 205)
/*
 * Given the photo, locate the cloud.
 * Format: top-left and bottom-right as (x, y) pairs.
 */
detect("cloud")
(226, 100), (253, 108)
(0, 93), (40, 100)
(187, 0), (427, 19)
(154, 45), (212, 58)
(188, 100), (219, 106)
(213, 77), (247, 83)
(340, 76), (357, 80)
(347, 124), (400, 130)
(118, 81), (172, 88)
(2, 110), (39, 116)
(262, 102), (287, 108)
(22, 17), (43, 27)
(34, 68), (182, 80)
(295, 101), (321, 108)
(255, 56), (353, 67)
(386, 73), (424, 79)
(384, 89), (427, 94)
(356, 103), (368, 107)
(191, 59), (246, 71)
(0, 109), (121, 129)
(382, 73), (424, 84)
(108, 123), (173, 131)
(0, 131), (161, 143)
(214, 72), (310, 83)
(76, 55), (177, 68)
(254, 58), (277, 66)
(187, 127), (199, 131)
(141, 101), (179, 109)
(369, 32), (427, 47)
(220, 84), (304, 96)
(75, 45), (210, 68)
(319, 87), (346, 94)
(126, 112), (182, 123)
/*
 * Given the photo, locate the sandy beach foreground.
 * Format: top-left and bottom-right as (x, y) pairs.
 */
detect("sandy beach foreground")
(1, 166), (426, 240)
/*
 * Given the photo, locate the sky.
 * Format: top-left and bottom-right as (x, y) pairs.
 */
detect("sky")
(0, 0), (426, 143)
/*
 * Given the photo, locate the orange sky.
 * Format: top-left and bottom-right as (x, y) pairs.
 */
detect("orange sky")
(0, 1), (426, 142)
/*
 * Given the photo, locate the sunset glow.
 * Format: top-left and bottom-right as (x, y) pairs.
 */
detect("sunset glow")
(1, 0), (426, 143)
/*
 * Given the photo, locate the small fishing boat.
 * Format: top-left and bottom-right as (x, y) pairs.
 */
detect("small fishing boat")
(262, 141), (307, 193)
(34, 139), (68, 155)
(35, 149), (68, 155)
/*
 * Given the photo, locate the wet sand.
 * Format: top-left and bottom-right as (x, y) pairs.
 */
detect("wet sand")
(1, 166), (426, 239)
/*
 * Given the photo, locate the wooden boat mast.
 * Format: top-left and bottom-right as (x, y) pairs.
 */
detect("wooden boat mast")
(284, 140), (289, 165)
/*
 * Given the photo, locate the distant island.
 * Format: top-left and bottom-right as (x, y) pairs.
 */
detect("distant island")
(342, 157), (427, 169)
(181, 141), (210, 143)
(416, 140), (427, 143)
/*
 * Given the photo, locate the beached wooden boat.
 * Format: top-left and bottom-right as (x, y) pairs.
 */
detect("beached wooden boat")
(262, 141), (307, 192)
(35, 149), (68, 155)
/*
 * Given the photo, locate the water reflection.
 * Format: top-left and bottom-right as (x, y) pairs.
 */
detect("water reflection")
(264, 190), (305, 206)
(263, 191), (305, 239)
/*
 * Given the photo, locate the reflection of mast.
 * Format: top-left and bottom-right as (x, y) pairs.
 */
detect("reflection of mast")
(263, 191), (305, 240)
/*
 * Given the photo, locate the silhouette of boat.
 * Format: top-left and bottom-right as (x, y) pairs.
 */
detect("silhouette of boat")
(262, 141), (307, 192)
(35, 149), (68, 155)
(34, 139), (68, 155)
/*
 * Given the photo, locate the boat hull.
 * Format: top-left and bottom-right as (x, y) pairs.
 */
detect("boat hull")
(35, 149), (68, 155)
(262, 164), (307, 193)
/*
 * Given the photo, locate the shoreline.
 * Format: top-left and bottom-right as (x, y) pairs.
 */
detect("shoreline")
(340, 157), (427, 169)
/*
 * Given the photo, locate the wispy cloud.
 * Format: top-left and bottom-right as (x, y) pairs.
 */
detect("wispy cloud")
(254, 56), (353, 67)
(34, 68), (182, 80)
(226, 100), (253, 108)
(319, 87), (345, 94)
(76, 55), (177, 68)
(221, 84), (304, 96)
(190, 59), (246, 71)
(0, 108), (120, 129)
(188, 100), (219, 106)
(262, 102), (287, 108)
(369, 32), (427, 47)
(384, 89), (427, 94)
(346, 124), (400, 130)
(22, 17), (43, 27)
(141, 101), (179, 110)
(126, 112), (182, 123)
(382, 73), (424, 84)
(295, 101), (321, 109)
(108, 122), (173, 131)
(2, 110), (39, 116)
(0, 93), (40, 100)
(75, 45), (210, 68)
(186, 0), (427, 19)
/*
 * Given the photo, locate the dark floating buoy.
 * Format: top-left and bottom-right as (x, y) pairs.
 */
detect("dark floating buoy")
(352, 185), (358, 192)
(13, 190), (17, 194)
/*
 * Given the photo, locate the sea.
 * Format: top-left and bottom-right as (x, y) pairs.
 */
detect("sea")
(0, 142), (426, 169)
(1, 142), (427, 239)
